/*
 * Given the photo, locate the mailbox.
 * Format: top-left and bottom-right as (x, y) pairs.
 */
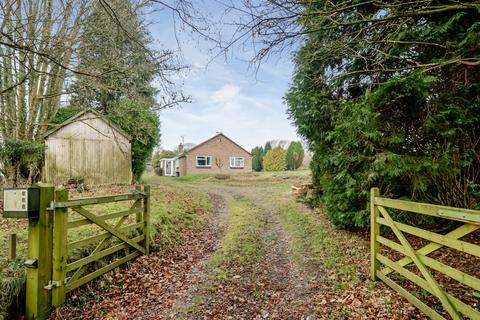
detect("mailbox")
(2, 188), (40, 219)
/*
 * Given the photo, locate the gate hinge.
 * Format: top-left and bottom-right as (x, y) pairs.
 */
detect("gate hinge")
(44, 280), (61, 290)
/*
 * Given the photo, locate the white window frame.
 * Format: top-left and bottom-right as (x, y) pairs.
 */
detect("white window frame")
(196, 155), (212, 167)
(229, 156), (245, 168)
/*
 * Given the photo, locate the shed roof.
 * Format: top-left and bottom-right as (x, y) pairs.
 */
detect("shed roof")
(43, 109), (132, 141)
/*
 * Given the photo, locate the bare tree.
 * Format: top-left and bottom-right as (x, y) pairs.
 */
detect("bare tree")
(194, 0), (480, 71)
(0, 0), (203, 145)
(0, 0), (92, 142)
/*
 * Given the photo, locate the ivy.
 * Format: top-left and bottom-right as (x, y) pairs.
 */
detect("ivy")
(0, 140), (46, 186)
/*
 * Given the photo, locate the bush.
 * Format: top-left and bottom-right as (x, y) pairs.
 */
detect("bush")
(285, 3), (480, 230)
(0, 259), (25, 319)
(0, 139), (46, 186)
(263, 147), (287, 171)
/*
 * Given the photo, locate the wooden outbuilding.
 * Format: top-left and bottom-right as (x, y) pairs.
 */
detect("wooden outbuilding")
(43, 110), (132, 185)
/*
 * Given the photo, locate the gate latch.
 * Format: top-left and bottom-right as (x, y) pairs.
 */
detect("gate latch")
(132, 189), (147, 196)
(44, 280), (61, 290)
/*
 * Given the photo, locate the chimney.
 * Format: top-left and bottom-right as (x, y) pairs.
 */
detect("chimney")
(178, 143), (184, 154)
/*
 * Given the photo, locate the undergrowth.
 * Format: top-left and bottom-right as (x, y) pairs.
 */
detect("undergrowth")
(0, 259), (24, 320)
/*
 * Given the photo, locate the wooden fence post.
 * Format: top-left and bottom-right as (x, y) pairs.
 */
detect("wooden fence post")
(52, 187), (68, 307)
(143, 185), (151, 255)
(135, 185), (142, 237)
(8, 233), (16, 260)
(370, 187), (380, 281)
(26, 183), (54, 320)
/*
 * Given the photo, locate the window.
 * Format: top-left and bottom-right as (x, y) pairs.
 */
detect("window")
(230, 157), (244, 168)
(196, 156), (212, 167)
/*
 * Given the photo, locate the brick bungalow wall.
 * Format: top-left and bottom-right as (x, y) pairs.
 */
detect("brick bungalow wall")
(178, 134), (252, 175)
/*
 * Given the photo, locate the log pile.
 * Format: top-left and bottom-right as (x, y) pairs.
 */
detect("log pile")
(291, 183), (313, 195)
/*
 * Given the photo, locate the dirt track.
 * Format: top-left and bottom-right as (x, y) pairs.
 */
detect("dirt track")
(52, 178), (425, 320)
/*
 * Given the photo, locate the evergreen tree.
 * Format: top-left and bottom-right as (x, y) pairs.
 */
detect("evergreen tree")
(69, 0), (182, 180)
(251, 146), (264, 172)
(286, 2), (480, 228)
(263, 142), (272, 155)
(285, 142), (304, 170)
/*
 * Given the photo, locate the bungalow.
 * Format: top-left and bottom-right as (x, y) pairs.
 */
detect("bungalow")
(159, 133), (252, 176)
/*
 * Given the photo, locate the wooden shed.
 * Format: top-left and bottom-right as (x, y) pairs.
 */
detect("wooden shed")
(43, 110), (132, 185)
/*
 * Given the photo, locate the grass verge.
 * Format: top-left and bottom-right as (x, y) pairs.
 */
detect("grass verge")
(0, 259), (24, 320)
(148, 184), (211, 247)
(276, 200), (366, 289)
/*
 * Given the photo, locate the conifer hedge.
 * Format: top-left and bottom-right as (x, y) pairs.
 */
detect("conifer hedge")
(286, 2), (480, 229)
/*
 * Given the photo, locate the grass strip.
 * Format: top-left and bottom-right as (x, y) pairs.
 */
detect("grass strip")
(210, 197), (263, 281)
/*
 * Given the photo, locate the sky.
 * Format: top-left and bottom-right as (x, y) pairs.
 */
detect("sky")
(147, 3), (299, 152)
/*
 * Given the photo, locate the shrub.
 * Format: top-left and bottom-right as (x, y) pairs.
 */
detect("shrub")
(0, 139), (46, 186)
(263, 147), (287, 171)
(285, 3), (480, 229)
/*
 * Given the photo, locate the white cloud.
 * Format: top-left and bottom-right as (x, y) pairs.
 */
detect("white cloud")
(211, 84), (241, 103)
(149, 9), (299, 151)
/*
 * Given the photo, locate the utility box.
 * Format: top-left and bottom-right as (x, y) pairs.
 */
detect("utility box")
(2, 188), (40, 219)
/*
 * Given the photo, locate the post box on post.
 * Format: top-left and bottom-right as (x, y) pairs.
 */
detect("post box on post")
(3, 188), (40, 219)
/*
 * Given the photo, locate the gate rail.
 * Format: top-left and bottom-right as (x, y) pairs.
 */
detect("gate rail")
(370, 187), (480, 320)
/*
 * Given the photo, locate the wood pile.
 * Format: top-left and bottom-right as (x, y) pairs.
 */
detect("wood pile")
(291, 183), (313, 195)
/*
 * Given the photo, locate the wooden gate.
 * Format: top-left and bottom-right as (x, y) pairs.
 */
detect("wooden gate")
(370, 188), (480, 319)
(51, 185), (150, 306)
(25, 184), (150, 319)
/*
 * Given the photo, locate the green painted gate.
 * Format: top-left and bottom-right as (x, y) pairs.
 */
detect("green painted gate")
(370, 187), (480, 319)
(26, 184), (150, 319)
